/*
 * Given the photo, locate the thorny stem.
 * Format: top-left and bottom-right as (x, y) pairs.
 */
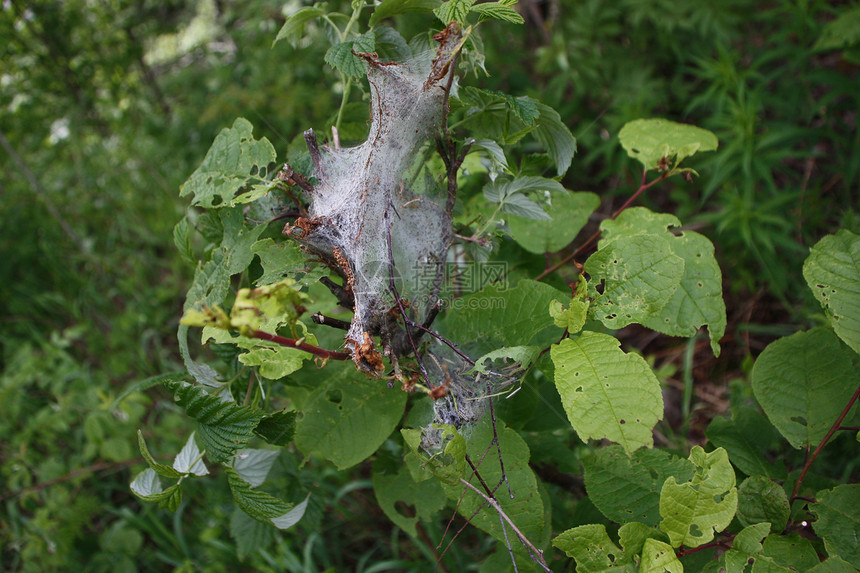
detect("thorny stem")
(458, 478), (552, 572)
(534, 168), (673, 281)
(246, 329), (350, 361)
(790, 383), (860, 501)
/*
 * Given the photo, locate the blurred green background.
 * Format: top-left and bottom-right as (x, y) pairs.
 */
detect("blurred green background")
(1, 0), (857, 570)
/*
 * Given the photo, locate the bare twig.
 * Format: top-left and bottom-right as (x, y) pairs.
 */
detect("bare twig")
(247, 329), (350, 361)
(311, 313), (351, 331)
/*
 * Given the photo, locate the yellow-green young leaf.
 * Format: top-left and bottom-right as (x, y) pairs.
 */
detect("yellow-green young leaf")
(372, 464), (446, 537)
(273, 5), (327, 47)
(659, 447), (738, 549)
(179, 306), (230, 329)
(618, 118), (718, 171)
(550, 275), (590, 333)
(736, 476), (789, 532)
(324, 33), (375, 78)
(230, 278), (309, 333)
(553, 524), (626, 572)
(722, 522), (770, 573)
(585, 233), (684, 330)
(600, 208), (726, 356)
(508, 190), (599, 254)
(294, 364), (407, 469)
(751, 327), (858, 449)
(811, 484), (860, 568)
(618, 522), (669, 560)
(180, 118), (276, 208)
(551, 332), (664, 455)
(583, 445), (694, 527)
(238, 346), (307, 379)
(640, 538), (682, 573)
(803, 229), (860, 355)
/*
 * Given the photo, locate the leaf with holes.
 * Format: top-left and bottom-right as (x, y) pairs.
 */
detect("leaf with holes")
(372, 464), (446, 537)
(751, 327), (858, 449)
(165, 380), (264, 463)
(294, 364), (407, 469)
(180, 118), (276, 208)
(553, 524), (629, 572)
(551, 332), (664, 454)
(619, 118), (717, 171)
(803, 229), (860, 355)
(811, 484), (860, 568)
(641, 538), (683, 572)
(659, 447), (737, 549)
(585, 233), (684, 330)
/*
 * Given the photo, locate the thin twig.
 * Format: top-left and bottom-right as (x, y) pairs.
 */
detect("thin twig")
(247, 329), (350, 361)
(311, 313), (351, 331)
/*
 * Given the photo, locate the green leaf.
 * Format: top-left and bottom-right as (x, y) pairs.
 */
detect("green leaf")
(270, 494), (310, 529)
(457, 87), (540, 127)
(136, 430), (182, 479)
(751, 327), (859, 449)
(251, 238), (318, 286)
(372, 26), (412, 62)
(585, 233), (685, 330)
(471, 139), (509, 170)
(233, 449), (280, 488)
(640, 538), (682, 573)
(508, 190), (599, 254)
(294, 365), (408, 469)
(659, 446), (738, 549)
(369, 0), (442, 27)
(483, 176), (566, 220)
(760, 534), (820, 571)
(173, 217), (194, 265)
(470, 2), (524, 24)
(238, 346), (308, 380)
(130, 469), (182, 511)
(811, 484), (860, 568)
(583, 445), (695, 527)
(533, 102), (577, 176)
(273, 5), (327, 47)
(549, 275), (590, 334)
(705, 408), (788, 480)
(471, 345), (540, 374)
(600, 208), (726, 355)
(253, 410), (297, 446)
(433, 0), (475, 24)
(440, 418), (545, 547)
(722, 523), (770, 573)
(619, 118), (718, 171)
(165, 380), (264, 463)
(813, 7), (860, 51)
(618, 522), (668, 562)
(551, 332), (664, 454)
(736, 476), (789, 532)
(442, 279), (566, 356)
(180, 118), (276, 209)
(803, 229), (860, 354)
(808, 557), (859, 573)
(230, 509), (275, 561)
(553, 524), (627, 572)
(172, 432), (209, 476)
(226, 466), (302, 529)
(372, 464), (446, 537)
(324, 33), (376, 78)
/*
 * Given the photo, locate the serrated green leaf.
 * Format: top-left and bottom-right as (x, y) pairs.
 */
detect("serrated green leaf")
(600, 208), (726, 355)
(705, 408), (788, 480)
(533, 102), (577, 176)
(324, 33), (375, 78)
(751, 327), (858, 449)
(439, 418), (546, 550)
(583, 445), (695, 527)
(736, 476), (789, 532)
(173, 432), (209, 476)
(294, 364), (407, 469)
(137, 431), (182, 479)
(225, 466), (292, 522)
(442, 279), (566, 356)
(722, 522), (770, 573)
(433, 0), (475, 24)
(508, 190), (598, 254)
(270, 494), (310, 529)
(180, 118), (276, 208)
(233, 449), (280, 488)
(230, 509), (275, 561)
(619, 118), (718, 171)
(659, 447), (738, 549)
(483, 176), (565, 222)
(273, 5), (327, 47)
(553, 524), (627, 572)
(372, 464), (446, 537)
(370, 0), (442, 26)
(165, 381), (264, 463)
(457, 87), (540, 127)
(500, 192), (552, 220)
(551, 332), (664, 454)
(813, 7), (860, 51)
(803, 229), (860, 354)
(471, 139), (509, 169)
(470, 2), (524, 23)
(811, 484), (860, 568)
(372, 26), (412, 62)
(640, 538), (682, 573)
(585, 233), (685, 330)
(173, 217), (194, 265)
(254, 410), (297, 446)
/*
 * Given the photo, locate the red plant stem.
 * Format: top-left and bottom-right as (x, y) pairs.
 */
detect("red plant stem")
(535, 169), (671, 281)
(791, 383), (860, 501)
(676, 535), (734, 557)
(247, 329), (350, 361)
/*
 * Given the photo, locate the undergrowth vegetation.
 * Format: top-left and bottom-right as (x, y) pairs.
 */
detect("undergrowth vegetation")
(1, 0), (858, 571)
